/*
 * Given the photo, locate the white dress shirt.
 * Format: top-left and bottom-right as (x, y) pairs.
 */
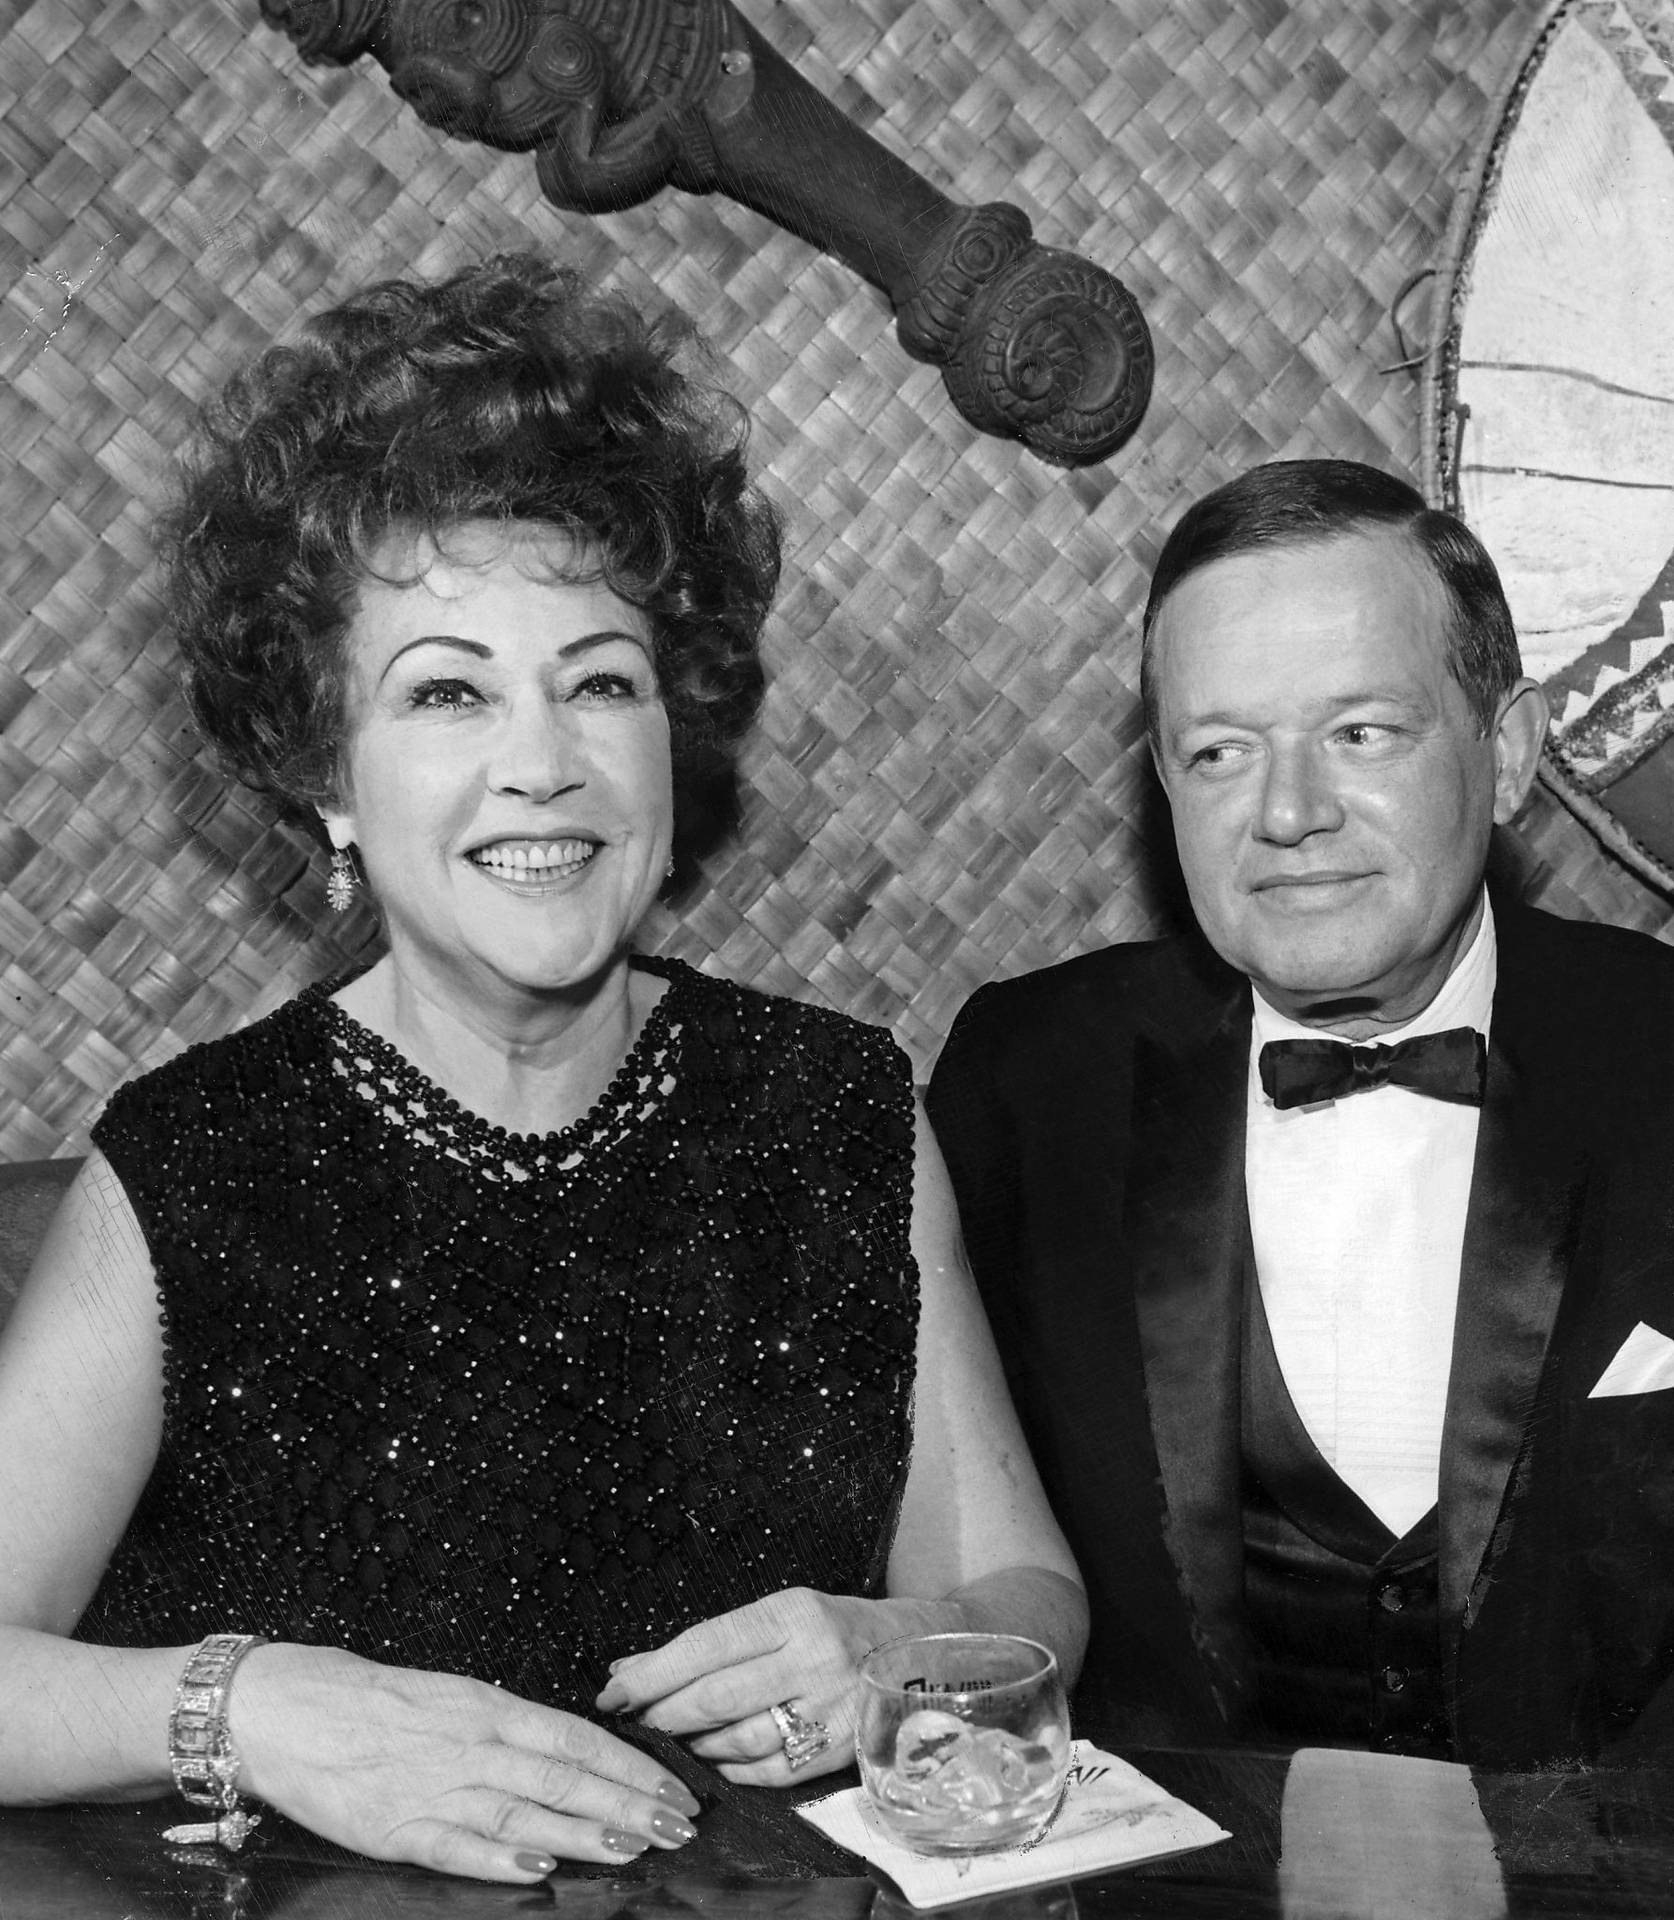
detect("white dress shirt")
(1245, 902), (1496, 1537)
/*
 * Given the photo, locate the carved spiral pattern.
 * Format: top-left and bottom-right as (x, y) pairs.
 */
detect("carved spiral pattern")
(391, 0), (531, 80)
(368, 1), (724, 169)
(940, 247), (1153, 466)
(387, 0), (544, 133)
(895, 204), (1032, 365)
(258, 0), (384, 66)
(257, 0), (1153, 464)
(525, 18), (606, 101)
(475, 19), (607, 145)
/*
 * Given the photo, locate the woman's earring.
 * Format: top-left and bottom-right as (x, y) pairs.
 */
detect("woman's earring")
(326, 847), (357, 914)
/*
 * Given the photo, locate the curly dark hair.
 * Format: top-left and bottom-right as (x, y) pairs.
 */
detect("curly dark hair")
(163, 253), (780, 870)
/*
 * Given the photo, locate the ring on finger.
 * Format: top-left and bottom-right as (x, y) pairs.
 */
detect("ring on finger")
(768, 1699), (831, 1771)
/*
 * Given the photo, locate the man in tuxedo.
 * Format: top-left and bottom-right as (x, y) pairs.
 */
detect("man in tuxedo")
(926, 459), (1674, 1764)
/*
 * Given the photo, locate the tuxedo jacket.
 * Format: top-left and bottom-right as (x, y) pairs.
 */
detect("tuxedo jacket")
(926, 902), (1674, 1765)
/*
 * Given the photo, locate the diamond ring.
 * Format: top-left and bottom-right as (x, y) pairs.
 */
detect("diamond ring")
(769, 1698), (831, 1770)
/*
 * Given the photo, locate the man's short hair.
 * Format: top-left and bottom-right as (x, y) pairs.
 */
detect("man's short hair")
(1140, 459), (1523, 743)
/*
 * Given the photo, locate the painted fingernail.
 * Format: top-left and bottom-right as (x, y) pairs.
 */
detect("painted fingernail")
(603, 1829), (649, 1856)
(650, 1810), (697, 1844)
(595, 1680), (629, 1712)
(658, 1779), (701, 1816)
(515, 1852), (557, 1874)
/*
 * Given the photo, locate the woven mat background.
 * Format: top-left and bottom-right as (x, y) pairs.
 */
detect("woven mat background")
(2, 0), (1665, 1159)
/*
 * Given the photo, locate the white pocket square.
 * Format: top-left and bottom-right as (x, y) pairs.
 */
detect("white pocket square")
(1589, 1321), (1674, 1398)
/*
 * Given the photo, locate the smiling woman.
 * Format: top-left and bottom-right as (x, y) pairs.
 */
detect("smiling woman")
(321, 529), (679, 1113)
(0, 257), (1085, 1882)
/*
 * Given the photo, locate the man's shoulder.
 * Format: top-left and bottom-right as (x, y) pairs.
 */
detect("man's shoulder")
(1499, 901), (1674, 1014)
(1495, 905), (1674, 1138)
(940, 932), (1237, 1060)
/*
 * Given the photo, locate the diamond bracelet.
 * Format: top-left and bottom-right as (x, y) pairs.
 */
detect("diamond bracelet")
(162, 1632), (268, 1852)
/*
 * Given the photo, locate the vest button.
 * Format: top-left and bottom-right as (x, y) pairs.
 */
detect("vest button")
(1381, 1666), (1408, 1693)
(1378, 1583), (1405, 1613)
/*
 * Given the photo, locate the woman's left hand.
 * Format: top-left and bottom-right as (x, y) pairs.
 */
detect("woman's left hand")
(596, 1588), (948, 1784)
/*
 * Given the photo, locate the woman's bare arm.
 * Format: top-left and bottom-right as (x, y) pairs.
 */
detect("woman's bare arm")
(882, 1097), (1087, 1678)
(0, 1153), (181, 1799)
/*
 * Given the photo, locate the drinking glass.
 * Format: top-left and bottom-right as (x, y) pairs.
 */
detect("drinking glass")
(855, 1632), (1071, 1854)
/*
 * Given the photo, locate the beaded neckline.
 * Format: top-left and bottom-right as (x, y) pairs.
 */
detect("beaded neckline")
(302, 953), (690, 1174)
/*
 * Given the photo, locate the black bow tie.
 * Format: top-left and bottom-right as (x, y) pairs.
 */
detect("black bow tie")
(1258, 1027), (1487, 1111)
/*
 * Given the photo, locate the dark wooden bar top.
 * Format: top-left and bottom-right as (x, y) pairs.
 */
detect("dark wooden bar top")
(4, 1735), (1672, 1919)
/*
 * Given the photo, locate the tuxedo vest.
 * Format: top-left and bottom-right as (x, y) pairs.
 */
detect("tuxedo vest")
(1241, 1276), (1451, 1754)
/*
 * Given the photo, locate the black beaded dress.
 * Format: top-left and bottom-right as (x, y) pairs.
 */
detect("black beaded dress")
(82, 956), (919, 1713)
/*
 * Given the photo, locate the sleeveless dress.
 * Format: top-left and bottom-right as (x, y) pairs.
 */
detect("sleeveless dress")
(82, 956), (919, 1713)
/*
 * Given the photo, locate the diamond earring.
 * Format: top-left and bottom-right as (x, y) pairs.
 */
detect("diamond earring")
(325, 847), (357, 914)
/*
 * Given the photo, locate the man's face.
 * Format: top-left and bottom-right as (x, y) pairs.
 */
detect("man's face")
(1150, 528), (1543, 1033)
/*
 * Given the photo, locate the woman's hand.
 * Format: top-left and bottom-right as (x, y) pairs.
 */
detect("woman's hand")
(596, 1588), (953, 1784)
(230, 1643), (702, 1882)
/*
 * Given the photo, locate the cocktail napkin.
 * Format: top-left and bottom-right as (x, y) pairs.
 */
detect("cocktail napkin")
(795, 1743), (1230, 1910)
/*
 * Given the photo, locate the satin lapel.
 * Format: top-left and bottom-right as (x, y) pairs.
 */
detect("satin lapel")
(1439, 924), (1590, 1642)
(1125, 986), (1253, 1715)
